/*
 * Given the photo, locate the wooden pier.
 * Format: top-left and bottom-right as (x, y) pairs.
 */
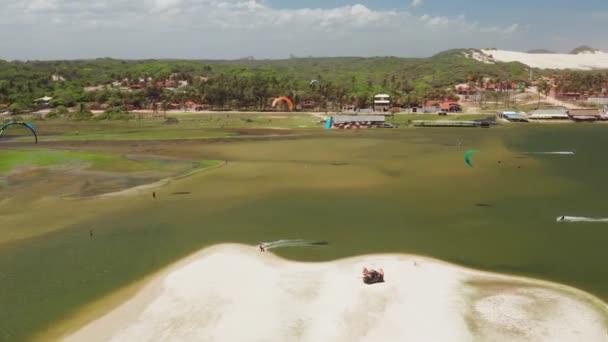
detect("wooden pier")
(412, 120), (490, 128)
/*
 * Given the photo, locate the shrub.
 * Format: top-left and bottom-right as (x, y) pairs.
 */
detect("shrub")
(46, 111), (59, 119)
(69, 110), (94, 121)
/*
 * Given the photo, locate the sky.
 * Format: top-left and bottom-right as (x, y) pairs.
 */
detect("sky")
(1, 0), (607, 60)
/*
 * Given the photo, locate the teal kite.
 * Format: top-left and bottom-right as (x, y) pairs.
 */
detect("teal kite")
(464, 150), (479, 168)
(0, 121), (38, 143)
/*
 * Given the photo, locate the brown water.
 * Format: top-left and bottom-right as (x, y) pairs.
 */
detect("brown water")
(0, 126), (607, 341)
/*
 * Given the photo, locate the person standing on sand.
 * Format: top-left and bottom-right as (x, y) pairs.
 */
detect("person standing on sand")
(258, 243), (265, 252)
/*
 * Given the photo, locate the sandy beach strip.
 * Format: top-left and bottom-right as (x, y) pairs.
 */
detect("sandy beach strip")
(64, 244), (608, 342)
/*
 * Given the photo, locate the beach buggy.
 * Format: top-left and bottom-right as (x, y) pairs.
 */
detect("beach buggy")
(363, 267), (384, 285)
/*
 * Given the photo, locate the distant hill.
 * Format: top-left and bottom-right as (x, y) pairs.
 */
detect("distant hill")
(570, 45), (599, 54)
(527, 49), (556, 54)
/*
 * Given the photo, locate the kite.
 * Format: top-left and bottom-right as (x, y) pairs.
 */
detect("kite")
(309, 80), (321, 88)
(272, 97), (295, 111)
(0, 121), (38, 143)
(464, 150), (479, 168)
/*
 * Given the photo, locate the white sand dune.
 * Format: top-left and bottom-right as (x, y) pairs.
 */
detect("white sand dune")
(476, 49), (608, 70)
(64, 244), (608, 342)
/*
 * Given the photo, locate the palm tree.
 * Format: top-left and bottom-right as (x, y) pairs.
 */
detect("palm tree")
(537, 80), (551, 109)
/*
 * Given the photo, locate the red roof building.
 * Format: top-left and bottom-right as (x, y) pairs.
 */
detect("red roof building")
(425, 100), (462, 112)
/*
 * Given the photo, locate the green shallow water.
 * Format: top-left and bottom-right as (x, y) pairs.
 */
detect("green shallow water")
(1, 125), (608, 340)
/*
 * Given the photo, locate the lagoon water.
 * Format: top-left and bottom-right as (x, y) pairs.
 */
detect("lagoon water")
(1, 125), (607, 340)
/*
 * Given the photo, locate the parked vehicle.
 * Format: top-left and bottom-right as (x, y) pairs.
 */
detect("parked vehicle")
(363, 268), (384, 284)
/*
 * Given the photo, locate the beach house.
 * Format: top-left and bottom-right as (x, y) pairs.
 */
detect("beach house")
(373, 94), (390, 112)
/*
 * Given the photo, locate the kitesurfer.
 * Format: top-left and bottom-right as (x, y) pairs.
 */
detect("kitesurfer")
(89, 230), (93, 237)
(153, 191), (156, 199)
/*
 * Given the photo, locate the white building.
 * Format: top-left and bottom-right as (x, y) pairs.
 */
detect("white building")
(528, 109), (569, 120)
(34, 96), (53, 108)
(373, 94), (390, 112)
(587, 97), (608, 105)
(34, 96), (53, 104)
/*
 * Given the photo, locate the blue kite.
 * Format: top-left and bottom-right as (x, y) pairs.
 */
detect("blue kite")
(0, 121), (38, 143)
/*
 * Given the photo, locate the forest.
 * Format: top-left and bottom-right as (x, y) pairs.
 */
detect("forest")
(554, 71), (608, 94)
(1, 49), (602, 114)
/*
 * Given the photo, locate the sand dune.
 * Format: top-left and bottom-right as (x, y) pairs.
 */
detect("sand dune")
(475, 49), (608, 70)
(64, 244), (608, 342)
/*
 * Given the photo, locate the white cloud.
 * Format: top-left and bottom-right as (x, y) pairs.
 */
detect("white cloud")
(0, 0), (526, 60)
(423, 15), (449, 26)
(25, 0), (59, 12)
(152, 0), (181, 12)
(503, 23), (519, 34)
(412, 0), (423, 7)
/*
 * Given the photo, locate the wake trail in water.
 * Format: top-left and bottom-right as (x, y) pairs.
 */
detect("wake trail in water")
(261, 239), (329, 250)
(556, 216), (608, 223)
(525, 151), (576, 155)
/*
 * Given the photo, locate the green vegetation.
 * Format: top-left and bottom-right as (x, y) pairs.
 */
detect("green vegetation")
(389, 114), (490, 126)
(0, 150), (158, 173)
(0, 52), (533, 113)
(94, 108), (133, 121)
(554, 71), (608, 94)
(2, 51), (606, 115)
(0, 150), (221, 174)
(569, 45), (598, 54)
(8, 114), (319, 143)
(30, 130), (233, 142)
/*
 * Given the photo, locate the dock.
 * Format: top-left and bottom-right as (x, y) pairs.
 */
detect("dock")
(412, 120), (490, 128)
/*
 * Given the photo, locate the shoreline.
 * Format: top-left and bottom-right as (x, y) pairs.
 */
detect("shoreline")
(62, 244), (608, 342)
(69, 160), (226, 200)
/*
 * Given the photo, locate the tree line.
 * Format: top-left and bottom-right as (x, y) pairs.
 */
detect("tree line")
(0, 52), (568, 113)
(554, 71), (608, 94)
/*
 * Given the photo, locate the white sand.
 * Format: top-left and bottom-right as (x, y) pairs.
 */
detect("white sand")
(476, 49), (608, 70)
(64, 244), (608, 342)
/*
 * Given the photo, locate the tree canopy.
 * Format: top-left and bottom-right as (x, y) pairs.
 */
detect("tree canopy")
(0, 51), (567, 111)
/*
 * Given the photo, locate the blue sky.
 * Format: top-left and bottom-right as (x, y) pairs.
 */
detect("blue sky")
(1, 0), (607, 60)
